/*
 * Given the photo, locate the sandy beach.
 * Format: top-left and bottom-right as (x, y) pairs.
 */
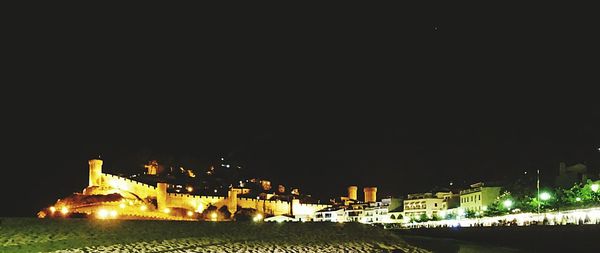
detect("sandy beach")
(0, 218), (429, 253)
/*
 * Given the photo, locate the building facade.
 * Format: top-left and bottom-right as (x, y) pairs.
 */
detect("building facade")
(315, 207), (345, 222)
(459, 182), (501, 212)
(403, 191), (458, 219)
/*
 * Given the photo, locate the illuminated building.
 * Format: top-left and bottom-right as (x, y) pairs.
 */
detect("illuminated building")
(459, 182), (501, 212)
(42, 158), (330, 221)
(403, 191), (458, 219)
(144, 160), (159, 175)
(363, 187), (377, 203)
(315, 207), (345, 222)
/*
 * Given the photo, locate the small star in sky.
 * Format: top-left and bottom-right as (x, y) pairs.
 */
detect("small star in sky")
(434, 26), (438, 31)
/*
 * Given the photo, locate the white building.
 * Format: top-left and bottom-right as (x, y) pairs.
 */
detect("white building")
(403, 191), (458, 220)
(315, 199), (404, 225)
(315, 207), (345, 222)
(358, 202), (390, 224)
(459, 182), (501, 212)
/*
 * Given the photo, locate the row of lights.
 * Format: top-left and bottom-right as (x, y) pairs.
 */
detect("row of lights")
(96, 203), (148, 219)
(97, 209), (118, 219)
(51, 204), (265, 222)
(49, 206), (69, 215)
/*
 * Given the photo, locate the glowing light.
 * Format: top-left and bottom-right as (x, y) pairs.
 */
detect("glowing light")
(592, 184), (599, 192)
(109, 179), (129, 191)
(163, 208), (171, 214)
(253, 213), (263, 222)
(539, 192), (551, 201)
(187, 170), (196, 178)
(110, 210), (118, 218)
(97, 209), (109, 219)
(60, 207), (69, 215)
(576, 197), (582, 202)
(49, 206), (56, 213)
(196, 203), (204, 213)
(503, 199), (513, 209)
(187, 211), (194, 217)
(140, 205), (147, 211)
(119, 203), (126, 209)
(186, 186), (193, 192)
(211, 212), (217, 220)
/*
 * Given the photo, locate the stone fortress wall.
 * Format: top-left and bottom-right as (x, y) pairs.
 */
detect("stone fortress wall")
(85, 159), (330, 219)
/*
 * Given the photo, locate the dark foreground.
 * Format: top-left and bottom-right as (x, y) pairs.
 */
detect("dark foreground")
(401, 235), (523, 253)
(0, 218), (427, 253)
(395, 225), (600, 253)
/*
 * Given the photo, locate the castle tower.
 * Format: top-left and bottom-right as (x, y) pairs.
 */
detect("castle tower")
(347, 186), (358, 200)
(144, 160), (159, 175)
(157, 182), (168, 212)
(89, 159), (103, 187)
(227, 189), (238, 216)
(363, 187), (377, 203)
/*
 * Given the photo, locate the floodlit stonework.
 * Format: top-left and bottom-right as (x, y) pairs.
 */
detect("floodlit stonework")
(42, 159), (330, 221)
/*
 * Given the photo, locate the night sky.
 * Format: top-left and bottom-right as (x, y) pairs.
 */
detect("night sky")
(2, 11), (598, 216)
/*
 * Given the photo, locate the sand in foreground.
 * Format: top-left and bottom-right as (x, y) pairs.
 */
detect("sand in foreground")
(0, 218), (429, 253)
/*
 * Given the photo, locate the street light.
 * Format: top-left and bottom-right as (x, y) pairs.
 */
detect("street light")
(536, 169), (541, 214)
(540, 192), (551, 201)
(591, 184), (599, 193)
(503, 199), (513, 209)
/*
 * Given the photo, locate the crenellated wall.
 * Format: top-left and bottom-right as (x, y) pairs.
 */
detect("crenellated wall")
(237, 197), (330, 217)
(85, 159), (330, 219)
(100, 173), (157, 199)
(166, 193), (228, 212)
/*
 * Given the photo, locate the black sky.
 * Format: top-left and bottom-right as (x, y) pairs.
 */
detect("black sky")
(2, 9), (599, 216)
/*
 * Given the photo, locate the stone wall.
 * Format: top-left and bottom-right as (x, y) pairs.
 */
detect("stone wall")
(87, 163), (330, 219)
(100, 173), (157, 199)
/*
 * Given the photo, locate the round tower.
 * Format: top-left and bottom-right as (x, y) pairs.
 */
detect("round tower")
(157, 182), (168, 212)
(363, 187), (377, 203)
(347, 186), (358, 200)
(88, 159), (103, 187)
(228, 188), (239, 216)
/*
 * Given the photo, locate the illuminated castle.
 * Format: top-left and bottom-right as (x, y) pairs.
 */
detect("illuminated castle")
(41, 158), (330, 221)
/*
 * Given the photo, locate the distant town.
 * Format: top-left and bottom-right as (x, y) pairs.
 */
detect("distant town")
(40, 158), (600, 228)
